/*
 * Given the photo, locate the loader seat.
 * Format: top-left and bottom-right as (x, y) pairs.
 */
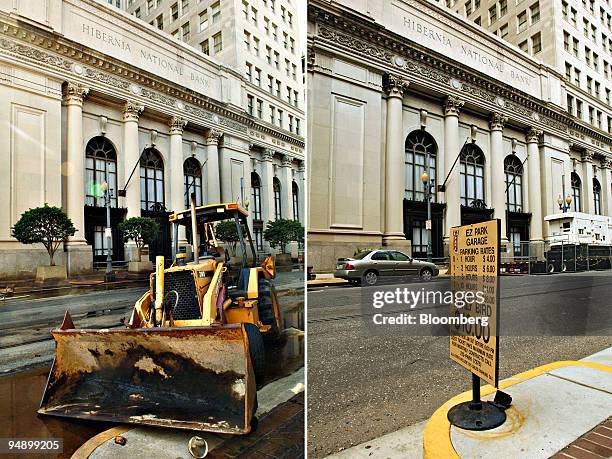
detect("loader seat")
(227, 268), (251, 301)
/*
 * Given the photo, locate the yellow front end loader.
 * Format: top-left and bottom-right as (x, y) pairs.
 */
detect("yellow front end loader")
(38, 200), (282, 435)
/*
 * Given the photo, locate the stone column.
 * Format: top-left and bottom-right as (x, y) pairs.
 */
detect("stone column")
(526, 129), (544, 241)
(297, 161), (305, 223)
(205, 129), (222, 204)
(169, 116), (188, 244)
(261, 149), (276, 223)
(582, 151), (595, 215)
(490, 113), (508, 242)
(122, 101), (144, 219)
(443, 96), (464, 242)
(601, 159), (612, 217)
(382, 74), (410, 246)
(63, 82), (89, 244)
(280, 155), (294, 220)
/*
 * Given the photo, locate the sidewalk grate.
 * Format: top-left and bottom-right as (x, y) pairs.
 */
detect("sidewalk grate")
(552, 417), (612, 459)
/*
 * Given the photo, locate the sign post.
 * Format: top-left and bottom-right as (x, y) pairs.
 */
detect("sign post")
(447, 219), (510, 430)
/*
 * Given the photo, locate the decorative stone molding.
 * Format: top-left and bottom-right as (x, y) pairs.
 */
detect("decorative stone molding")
(99, 116), (108, 135)
(383, 74), (409, 98)
(0, 28), (304, 147)
(602, 158), (612, 169)
(169, 116), (188, 135)
(63, 82), (89, 106)
(204, 129), (222, 145)
(122, 101), (144, 122)
(297, 161), (305, 173)
(526, 128), (543, 144)
(281, 155), (293, 168)
(150, 129), (158, 146)
(443, 96), (464, 117)
(311, 11), (593, 142)
(582, 150), (595, 162)
(262, 149), (275, 162)
(489, 113), (507, 131)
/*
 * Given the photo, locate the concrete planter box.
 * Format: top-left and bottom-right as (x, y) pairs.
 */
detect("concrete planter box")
(36, 265), (67, 283)
(128, 260), (153, 273)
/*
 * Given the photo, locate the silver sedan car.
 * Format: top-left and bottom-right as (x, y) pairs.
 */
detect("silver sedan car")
(334, 249), (439, 285)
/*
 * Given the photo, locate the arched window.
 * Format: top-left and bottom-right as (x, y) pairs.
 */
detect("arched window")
(140, 148), (165, 211)
(504, 155), (523, 212)
(571, 172), (582, 212)
(273, 177), (282, 220)
(460, 144), (485, 206)
(251, 172), (262, 221)
(593, 178), (602, 215)
(292, 181), (299, 221)
(183, 158), (203, 208)
(85, 136), (117, 207)
(404, 130), (437, 201)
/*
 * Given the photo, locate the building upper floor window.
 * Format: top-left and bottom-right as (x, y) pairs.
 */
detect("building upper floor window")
(213, 32), (222, 53)
(183, 157), (202, 208)
(211, 1), (221, 23)
(499, 0), (507, 17)
(593, 178), (602, 215)
(531, 32), (541, 54)
(460, 144), (485, 207)
(504, 155), (523, 212)
(201, 39), (209, 55)
(273, 178), (281, 220)
(530, 2), (539, 24)
(140, 148), (165, 211)
(171, 3), (178, 21)
(292, 181), (300, 221)
(517, 11), (527, 32)
(489, 5), (497, 24)
(405, 130), (437, 202)
(251, 172), (262, 220)
(85, 137), (117, 208)
(571, 172), (582, 212)
(199, 11), (208, 31)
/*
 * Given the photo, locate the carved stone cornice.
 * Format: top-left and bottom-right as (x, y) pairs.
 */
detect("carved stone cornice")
(63, 82), (89, 106)
(122, 101), (144, 122)
(309, 5), (612, 146)
(383, 74), (409, 98)
(0, 23), (305, 148)
(443, 96), (464, 117)
(525, 128), (543, 144)
(582, 150), (595, 163)
(204, 129), (222, 145)
(169, 116), (187, 135)
(262, 149), (275, 161)
(281, 155), (293, 168)
(489, 113), (507, 131)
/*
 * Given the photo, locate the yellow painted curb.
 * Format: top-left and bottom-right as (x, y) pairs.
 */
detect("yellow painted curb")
(423, 360), (611, 459)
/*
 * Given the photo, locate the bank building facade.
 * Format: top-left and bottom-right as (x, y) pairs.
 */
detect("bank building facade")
(0, 0), (304, 278)
(308, 0), (612, 272)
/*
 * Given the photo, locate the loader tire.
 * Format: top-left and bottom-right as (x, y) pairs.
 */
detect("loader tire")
(258, 279), (282, 342)
(245, 323), (265, 382)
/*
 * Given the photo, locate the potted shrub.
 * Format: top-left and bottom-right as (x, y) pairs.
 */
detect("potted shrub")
(11, 204), (76, 282)
(119, 217), (159, 272)
(214, 220), (240, 256)
(263, 218), (304, 266)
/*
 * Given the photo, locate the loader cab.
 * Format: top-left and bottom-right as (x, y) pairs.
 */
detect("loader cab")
(169, 203), (257, 273)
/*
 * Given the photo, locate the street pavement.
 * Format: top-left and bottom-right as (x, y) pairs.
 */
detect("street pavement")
(0, 269), (304, 374)
(307, 271), (612, 458)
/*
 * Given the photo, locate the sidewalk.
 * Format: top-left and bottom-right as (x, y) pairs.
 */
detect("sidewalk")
(0, 267), (304, 300)
(326, 347), (612, 459)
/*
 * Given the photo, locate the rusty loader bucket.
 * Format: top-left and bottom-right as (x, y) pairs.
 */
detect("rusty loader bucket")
(38, 313), (256, 434)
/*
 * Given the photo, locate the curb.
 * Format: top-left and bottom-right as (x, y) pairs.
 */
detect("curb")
(422, 360), (612, 459)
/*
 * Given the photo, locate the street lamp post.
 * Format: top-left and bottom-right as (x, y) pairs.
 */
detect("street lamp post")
(558, 177), (572, 213)
(421, 154), (433, 263)
(100, 180), (115, 282)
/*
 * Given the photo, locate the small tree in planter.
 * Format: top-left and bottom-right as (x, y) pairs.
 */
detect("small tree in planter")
(263, 219), (304, 256)
(12, 204), (76, 267)
(215, 220), (240, 256)
(119, 217), (159, 262)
